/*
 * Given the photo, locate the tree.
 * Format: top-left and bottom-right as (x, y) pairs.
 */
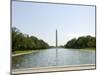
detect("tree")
(65, 38), (77, 48)
(12, 27), (49, 52)
(64, 35), (96, 49)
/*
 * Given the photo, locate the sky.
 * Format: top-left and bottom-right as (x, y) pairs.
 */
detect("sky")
(12, 1), (95, 46)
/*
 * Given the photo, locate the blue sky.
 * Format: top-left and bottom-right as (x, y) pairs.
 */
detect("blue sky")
(12, 1), (95, 46)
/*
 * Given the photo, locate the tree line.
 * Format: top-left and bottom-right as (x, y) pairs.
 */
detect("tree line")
(12, 27), (49, 52)
(64, 35), (96, 49)
(12, 27), (96, 51)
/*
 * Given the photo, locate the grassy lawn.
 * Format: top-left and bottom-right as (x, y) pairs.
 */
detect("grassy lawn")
(14, 50), (34, 54)
(66, 47), (96, 50)
(12, 50), (39, 56)
(80, 48), (96, 50)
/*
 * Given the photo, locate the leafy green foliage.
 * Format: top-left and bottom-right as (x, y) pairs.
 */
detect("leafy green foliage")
(12, 27), (49, 52)
(64, 35), (96, 49)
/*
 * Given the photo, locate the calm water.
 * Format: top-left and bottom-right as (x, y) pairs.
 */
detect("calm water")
(12, 48), (95, 69)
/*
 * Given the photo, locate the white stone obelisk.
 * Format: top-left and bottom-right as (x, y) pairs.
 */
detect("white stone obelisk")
(56, 29), (58, 65)
(56, 29), (58, 48)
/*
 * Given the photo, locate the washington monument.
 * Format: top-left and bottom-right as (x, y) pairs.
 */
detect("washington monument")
(56, 29), (58, 65)
(56, 29), (58, 48)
